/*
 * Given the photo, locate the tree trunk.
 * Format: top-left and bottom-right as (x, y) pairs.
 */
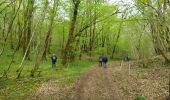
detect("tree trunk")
(31, 0), (58, 77)
(42, 17), (54, 60)
(62, 0), (81, 65)
(111, 22), (123, 59)
(23, 0), (35, 60)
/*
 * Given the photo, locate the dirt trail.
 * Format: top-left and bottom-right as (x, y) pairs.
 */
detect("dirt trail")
(71, 62), (121, 100)
(34, 61), (169, 100)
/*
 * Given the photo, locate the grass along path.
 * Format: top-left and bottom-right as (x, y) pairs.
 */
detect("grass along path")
(0, 60), (95, 100)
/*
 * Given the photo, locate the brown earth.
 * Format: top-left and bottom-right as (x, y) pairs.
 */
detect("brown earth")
(33, 61), (169, 100)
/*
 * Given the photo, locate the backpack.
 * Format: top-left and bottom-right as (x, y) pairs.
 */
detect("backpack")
(99, 58), (102, 62)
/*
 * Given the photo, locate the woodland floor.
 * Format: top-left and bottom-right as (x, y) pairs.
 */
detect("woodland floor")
(32, 61), (169, 100)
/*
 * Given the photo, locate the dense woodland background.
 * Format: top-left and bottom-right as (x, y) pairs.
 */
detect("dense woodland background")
(0, 0), (170, 99)
(1, 0), (169, 77)
(0, 0), (170, 76)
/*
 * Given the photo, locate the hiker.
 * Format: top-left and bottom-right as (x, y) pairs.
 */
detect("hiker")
(98, 55), (103, 67)
(51, 54), (57, 68)
(102, 55), (108, 68)
(123, 53), (129, 62)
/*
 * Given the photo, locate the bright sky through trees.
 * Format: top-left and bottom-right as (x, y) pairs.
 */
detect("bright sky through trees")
(108, 0), (134, 5)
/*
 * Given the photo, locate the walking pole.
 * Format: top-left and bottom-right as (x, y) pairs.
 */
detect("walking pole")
(120, 60), (123, 71)
(169, 73), (170, 99)
(128, 61), (131, 74)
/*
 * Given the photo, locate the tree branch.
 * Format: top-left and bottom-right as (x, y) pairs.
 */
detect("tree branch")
(0, 0), (17, 14)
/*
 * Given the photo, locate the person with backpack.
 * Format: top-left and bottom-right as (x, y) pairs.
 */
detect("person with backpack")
(123, 53), (130, 62)
(51, 54), (57, 68)
(98, 55), (103, 67)
(102, 55), (108, 68)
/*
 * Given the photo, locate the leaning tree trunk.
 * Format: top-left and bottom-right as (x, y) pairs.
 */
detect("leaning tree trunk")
(23, 0), (35, 60)
(62, 0), (81, 65)
(42, 17), (54, 60)
(31, 0), (58, 77)
(111, 22), (123, 59)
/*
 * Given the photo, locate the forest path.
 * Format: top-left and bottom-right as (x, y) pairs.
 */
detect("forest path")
(70, 61), (124, 100)
(33, 61), (169, 100)
(70, 61), (168, 100)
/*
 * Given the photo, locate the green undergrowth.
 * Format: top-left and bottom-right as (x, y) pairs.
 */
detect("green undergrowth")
(0, 59), (96, 100)
(135, 96), (146, 100)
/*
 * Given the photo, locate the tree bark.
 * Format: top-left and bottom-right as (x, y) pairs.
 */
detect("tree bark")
(111, 22), (123, 59)
(62, 0), (81, 65)
(31, 0), (59, 77)
(23, 0), (35, 60)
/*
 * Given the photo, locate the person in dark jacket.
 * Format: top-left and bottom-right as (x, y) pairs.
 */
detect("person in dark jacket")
(98, 55), (103, 67)
(102, 55), (108, 68)
(51, 54), (57, 68)
(123, 53), (130, 62)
